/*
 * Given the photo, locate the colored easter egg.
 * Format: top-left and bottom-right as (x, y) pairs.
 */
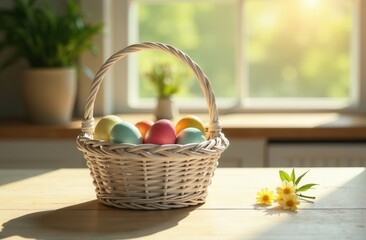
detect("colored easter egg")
(175, 115), (205, 135)
(110, 122), (142, 144)
(145, 119), (176, 145)
(94, 115), (122, 141)
(177, 127), (207, 145)
(135, 120), (154, 140)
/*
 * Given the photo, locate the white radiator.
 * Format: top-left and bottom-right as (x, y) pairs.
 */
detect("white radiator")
(268, 142), (366, 167)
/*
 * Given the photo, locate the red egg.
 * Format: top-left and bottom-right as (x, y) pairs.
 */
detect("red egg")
(145, 119), (176, 145)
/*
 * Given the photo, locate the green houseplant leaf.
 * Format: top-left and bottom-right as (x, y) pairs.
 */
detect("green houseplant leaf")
(0, 0), (103, 70)
(146, 62), (185, 98)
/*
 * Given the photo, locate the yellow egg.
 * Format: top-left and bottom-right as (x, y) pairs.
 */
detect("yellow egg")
(94, 115), (122, 141)
(175, 115), (205, 135)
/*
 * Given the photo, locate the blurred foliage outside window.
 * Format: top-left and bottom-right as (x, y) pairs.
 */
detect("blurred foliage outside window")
(135, 0), (354, 106)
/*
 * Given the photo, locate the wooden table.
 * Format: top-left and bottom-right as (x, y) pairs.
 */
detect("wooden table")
(0, 168), (365, 239)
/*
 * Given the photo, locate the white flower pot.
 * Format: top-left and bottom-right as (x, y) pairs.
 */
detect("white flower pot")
(155, 97), (179, 120)
(21, 67), (77, 124)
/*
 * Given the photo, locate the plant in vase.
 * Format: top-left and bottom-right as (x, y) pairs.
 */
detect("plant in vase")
(0, 0), (102, 124)
(146, 62), (185, 120)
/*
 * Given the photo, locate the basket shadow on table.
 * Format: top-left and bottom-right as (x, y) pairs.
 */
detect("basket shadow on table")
(1, 200), (198, 239)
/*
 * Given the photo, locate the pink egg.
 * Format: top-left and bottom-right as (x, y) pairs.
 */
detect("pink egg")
(144, 119), (176, 145)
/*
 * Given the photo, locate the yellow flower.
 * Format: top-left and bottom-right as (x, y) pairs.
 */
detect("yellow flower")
(256, 188), (274, 205)
(278, 193), (300, 211)
(275, 193), (283, 203)
(276, 180), (296, 197)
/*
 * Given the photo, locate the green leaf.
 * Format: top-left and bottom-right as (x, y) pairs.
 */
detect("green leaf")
(295, 170), (310, 185)
(297, 183), (318, 192)
(146, 62), (183, 98)
(0, 0), (102, 70)
(279, 170), (291, 182)
(291, 169), (296, 183)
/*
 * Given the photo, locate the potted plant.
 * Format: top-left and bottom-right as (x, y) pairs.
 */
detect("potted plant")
(146, 62), (187, 120)
(0, 0), (102, 124)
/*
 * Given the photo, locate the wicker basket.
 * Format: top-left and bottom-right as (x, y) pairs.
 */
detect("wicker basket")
(76, 42), (229, 210)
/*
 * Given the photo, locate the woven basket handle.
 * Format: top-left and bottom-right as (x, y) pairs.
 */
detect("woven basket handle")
(81, 42), (222, 140)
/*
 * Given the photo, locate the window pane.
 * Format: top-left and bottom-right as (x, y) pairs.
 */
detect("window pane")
(136, 1), (237, 100)
(245, 0), (353, 100)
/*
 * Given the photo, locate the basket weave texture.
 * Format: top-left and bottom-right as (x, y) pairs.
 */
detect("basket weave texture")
(77, 42), (229, 210)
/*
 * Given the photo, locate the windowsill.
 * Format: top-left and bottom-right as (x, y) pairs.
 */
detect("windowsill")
(1, 113), (366, 141)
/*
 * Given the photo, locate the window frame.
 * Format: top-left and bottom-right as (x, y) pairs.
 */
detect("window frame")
(79, 0), (366, 116)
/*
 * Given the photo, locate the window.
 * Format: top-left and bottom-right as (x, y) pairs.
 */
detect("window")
(127, 0), (359, 111)
(244, 0), (355, 109)
(129, 1), (237, 109)
(80, 0), (365, 114)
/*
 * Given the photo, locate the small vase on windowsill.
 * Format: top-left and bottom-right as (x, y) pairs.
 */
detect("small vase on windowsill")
(146, 62), (187, 120)
(155, 97), (179, 120)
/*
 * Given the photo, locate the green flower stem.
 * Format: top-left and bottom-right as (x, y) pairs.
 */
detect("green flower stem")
(298, 193), (316, 199)
(298, 197), (315, 204)
(298, 193), (316, 204)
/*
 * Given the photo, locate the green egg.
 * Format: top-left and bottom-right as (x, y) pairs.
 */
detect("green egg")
(110, 122), (143, 144)
(176, 127), (206, 145)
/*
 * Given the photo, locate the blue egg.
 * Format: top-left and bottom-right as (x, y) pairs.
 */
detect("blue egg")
(176, 127), (206, 145)
(110, 122), (142, 144)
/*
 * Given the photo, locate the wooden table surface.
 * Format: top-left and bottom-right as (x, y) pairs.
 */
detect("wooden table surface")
(0, 168), (365, 239)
